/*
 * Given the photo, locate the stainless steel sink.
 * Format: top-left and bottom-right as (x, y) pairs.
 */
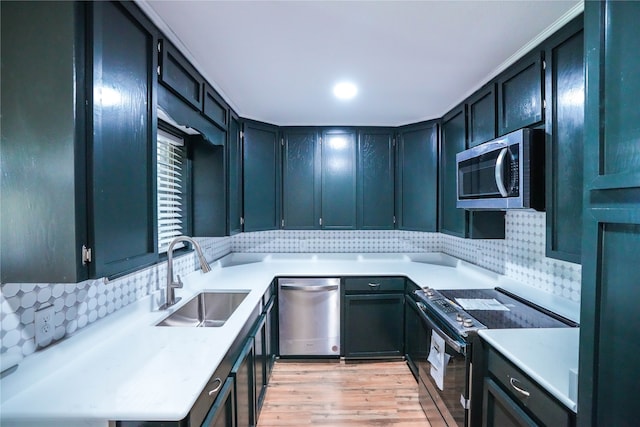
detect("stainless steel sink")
(156, 291), (249, 327)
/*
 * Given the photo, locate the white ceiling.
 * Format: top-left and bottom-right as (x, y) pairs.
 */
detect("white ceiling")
(140, 0), (582, 127)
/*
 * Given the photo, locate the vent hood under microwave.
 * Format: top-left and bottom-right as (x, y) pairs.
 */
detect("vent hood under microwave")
(456, 128), (545, 211)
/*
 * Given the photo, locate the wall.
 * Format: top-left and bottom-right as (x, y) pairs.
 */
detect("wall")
(0, 211), (581, 361)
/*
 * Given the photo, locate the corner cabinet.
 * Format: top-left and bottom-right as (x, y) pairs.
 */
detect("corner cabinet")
(579, 2), (640, 427)
(396, 121), (439, 231)
(242, 120), (281, 232)
(440, 107), (467, 237)
(227, 111), (243, 235)
(545, 16), (584, 263)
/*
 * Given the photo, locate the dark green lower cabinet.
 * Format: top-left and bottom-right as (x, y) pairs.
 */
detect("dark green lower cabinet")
(231, 338), (255, 427)
(203, 377), (236, 427)
(253, 313), (267, 419)
(404, 292), (428, 380)
(343, 294), (404, 359)
(483, 378), (536, 427)
(482, 346), (574, 427)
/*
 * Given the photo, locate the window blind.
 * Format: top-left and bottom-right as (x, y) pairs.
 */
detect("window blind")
(157, 128), (185, 253)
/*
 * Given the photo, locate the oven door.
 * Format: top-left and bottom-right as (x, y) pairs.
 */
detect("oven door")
(410, 297), (470, 427)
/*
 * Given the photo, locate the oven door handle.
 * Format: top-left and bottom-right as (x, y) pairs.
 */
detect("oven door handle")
(409, 297), (467, 354)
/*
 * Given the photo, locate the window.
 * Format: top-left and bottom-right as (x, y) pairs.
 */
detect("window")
(157, 127), (186, 253)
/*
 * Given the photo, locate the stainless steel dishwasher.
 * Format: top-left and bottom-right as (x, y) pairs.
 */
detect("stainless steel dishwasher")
(278, 277), (341, 356)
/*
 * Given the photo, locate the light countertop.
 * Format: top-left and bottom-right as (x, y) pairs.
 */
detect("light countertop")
(478, 328), (579, 412)
(0, 252), (579, 426)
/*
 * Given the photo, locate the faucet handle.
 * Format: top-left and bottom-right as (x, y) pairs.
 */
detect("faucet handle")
(176, 274), (184, 289)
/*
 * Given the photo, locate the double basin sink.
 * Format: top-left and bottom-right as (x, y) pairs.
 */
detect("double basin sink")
(157, 291), (249, 327)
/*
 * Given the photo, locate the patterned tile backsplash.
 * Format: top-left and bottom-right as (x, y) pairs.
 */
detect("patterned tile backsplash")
(232, 230), (441, 253)
(1, 211), (581, 361)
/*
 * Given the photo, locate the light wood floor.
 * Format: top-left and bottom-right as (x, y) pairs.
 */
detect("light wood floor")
(257, 360), (430, 426)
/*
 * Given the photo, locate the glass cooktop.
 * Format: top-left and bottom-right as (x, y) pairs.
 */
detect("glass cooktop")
(439, 288), (577, 330)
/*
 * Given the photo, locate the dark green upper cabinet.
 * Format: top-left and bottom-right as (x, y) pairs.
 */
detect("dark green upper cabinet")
(203, 83), (228, 130)
(281, 127), (321, 229)
(440, 107), (467, 237)
(1, 1), (88, 283)
(545, 16), (584, 264)
(321, 129), (357, 230)
(467, 83), (497, 147)
(158, 38), (203, 111)
(440, 106), (505, 239)
(497, 50), (544, 135)
(579, 2), (640, 427)
(227, 111), (243, 235)
(243, 120), (280, 232)
(89, 1), (158, 278)
(191, 134), (226, 237)
(396, 122), (439, 231)
(357, 128), (395, 229)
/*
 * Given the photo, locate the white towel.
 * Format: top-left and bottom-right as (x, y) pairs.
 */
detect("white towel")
(428, 332), (450, 391)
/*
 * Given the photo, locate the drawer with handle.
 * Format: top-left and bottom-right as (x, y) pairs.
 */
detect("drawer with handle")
(486, 347), (572, 427)
(343, 277), (405, 293)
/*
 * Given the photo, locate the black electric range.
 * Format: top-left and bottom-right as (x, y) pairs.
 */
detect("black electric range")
(409, 287), (577, 427)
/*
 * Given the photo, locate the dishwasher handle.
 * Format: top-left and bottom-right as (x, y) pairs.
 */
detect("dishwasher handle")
(280, 283), (339, 292)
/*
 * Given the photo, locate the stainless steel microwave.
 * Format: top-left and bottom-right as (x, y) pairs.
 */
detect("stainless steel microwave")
(456, 128), (545, 210)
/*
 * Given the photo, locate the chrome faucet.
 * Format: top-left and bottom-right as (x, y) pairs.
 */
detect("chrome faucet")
(162, 236), (212, 309)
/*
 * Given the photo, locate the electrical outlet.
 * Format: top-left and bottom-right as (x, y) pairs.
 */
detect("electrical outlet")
(35, 305), (55, 348)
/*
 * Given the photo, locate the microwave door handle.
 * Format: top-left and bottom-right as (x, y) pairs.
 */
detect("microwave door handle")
(495, 147), (509, 197)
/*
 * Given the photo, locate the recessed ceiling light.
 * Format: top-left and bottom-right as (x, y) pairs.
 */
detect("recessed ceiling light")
(333, 82), (358, 100)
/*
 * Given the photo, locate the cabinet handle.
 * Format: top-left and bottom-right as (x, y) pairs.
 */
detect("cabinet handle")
(494, 147), (509, 197)
(509, 377), (530, 398)
(368, 283), (381, 288)
(208, 378), (222, 396)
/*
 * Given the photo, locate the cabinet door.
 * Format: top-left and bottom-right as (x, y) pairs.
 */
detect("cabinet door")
(321, 129), (357, 229)
(440, 107), (467, 237)
(545, 17), (584, 263)
(204, 83), (228, 130)
(253, 314), (267, 418)
(343, 293), (404, 358)
(1, 1), (87, 283)
(202, 377), (236, 427)
(227, 112), (243, 235)
(483, 379), (537, 427)
(357, 128), (395, 229)
(243, 120), (280, 231)
(264, 295), (277, 383)
(89, 1), (158, 277)
(468, 84), (497, 147)
(231, 338), (255, 427)
(405, 294), (428, 380)
(579, 2), (640, 426)
(497, 51), (544, 135)
(282, 128), (321, 229)
(159, 39), (203, 111)
(396, 122), (438, 231)
(192, 135), (226, 237)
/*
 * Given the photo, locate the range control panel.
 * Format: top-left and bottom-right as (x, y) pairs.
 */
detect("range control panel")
(413, 288), (487, 336)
